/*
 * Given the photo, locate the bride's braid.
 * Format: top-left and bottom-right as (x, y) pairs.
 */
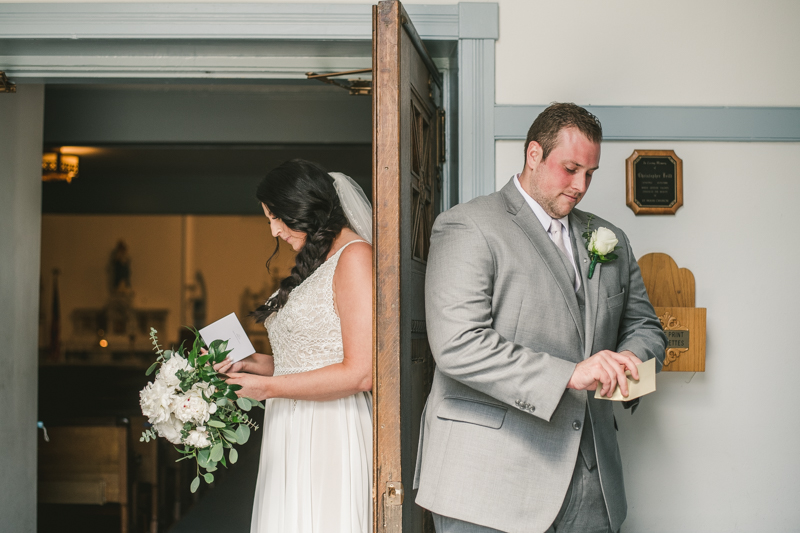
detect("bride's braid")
(252, 159), (349, 323)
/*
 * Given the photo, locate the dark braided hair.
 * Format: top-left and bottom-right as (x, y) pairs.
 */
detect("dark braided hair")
(252, 159), (349, 322)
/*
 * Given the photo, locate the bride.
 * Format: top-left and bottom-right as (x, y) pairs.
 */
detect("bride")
(215, 159), (373, 533)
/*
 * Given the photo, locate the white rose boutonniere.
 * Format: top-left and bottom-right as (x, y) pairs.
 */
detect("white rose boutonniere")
(582, 215), (619, 279)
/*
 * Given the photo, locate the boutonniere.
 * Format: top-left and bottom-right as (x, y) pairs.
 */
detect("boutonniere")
(582, 215), (619, 279)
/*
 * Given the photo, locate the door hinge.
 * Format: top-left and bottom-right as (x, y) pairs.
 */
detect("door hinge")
(306, 69), (372, 96)
(385, 480), (404, 506)
(437, 109), (446, 164)
(1, 71), (16, 93)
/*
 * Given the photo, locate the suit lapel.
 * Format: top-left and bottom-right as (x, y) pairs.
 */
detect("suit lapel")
(501, 181), (584, 346)
(570, 211), (601, 360)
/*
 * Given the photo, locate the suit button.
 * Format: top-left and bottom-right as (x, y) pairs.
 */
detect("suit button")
(572, 420), (581, 430)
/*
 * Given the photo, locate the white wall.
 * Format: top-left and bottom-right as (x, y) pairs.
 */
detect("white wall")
(494, 0), (800, 107)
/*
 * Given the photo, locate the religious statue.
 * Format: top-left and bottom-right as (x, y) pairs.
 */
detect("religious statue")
(110, 240), (132, 294)
(190, 271), (207, 329)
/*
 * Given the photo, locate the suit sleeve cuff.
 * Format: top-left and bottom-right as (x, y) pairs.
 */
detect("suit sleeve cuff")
(526, 357), (576, 422)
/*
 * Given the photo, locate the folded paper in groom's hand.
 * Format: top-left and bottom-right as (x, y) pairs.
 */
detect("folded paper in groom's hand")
(594, 357), (656, 401)
(199, 312), (256, 363)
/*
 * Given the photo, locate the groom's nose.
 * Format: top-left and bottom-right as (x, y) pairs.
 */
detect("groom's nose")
(571, 173), (591, 194)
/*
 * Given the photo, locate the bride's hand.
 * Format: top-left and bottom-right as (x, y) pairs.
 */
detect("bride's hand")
(200, 348), (246, 374)
(213, 355), (246, 375)
(224, 372), (268, 401)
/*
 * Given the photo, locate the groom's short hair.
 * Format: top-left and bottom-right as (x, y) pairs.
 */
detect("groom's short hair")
(524, 103), (603, 162)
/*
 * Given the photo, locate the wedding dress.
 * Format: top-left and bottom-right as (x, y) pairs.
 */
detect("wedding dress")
(251, 240), (373, 533)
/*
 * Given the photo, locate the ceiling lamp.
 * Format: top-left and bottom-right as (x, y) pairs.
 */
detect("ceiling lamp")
(42, 151), (79, 183)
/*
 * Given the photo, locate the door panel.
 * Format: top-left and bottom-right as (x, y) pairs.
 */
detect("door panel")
(373, 1), (441, 531)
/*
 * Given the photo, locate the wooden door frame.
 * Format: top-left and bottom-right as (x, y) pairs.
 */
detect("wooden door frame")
(373, 3), (444, 530)
(373, 6), (404, 530)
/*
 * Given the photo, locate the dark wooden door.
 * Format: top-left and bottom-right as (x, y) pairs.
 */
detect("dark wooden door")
(373, 1), (443, 531)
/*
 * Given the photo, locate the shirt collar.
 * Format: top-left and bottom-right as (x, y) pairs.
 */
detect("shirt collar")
(513, 174), (570, 237)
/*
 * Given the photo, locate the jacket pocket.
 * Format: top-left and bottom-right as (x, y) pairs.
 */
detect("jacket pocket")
(607, 289), (625, 310)
(436, 397), (507, 429)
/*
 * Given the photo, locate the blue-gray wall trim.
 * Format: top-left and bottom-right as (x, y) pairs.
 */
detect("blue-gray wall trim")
(459, 38), (496, 203)
(459, 3), (499, 39)
(0, 3), (501, 41)
(495, 105), (800, 142)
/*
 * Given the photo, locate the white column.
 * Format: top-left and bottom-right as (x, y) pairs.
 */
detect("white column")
(0, 84), (44, 533)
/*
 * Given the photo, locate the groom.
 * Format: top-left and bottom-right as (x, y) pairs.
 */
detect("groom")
(414, 103), (667, 533)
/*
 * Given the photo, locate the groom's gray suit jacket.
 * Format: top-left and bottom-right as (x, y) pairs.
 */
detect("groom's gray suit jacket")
(414, 179), (666, 533)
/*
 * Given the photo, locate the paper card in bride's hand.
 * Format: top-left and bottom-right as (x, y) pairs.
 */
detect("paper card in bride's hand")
(594, 357), (656, 401)
(199, 312), (256, 363)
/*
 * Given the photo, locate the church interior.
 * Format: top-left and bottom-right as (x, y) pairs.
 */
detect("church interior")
(36, 81), (372, 532)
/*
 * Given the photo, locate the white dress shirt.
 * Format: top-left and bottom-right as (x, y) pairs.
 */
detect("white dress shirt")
(513, 174), (581, 290)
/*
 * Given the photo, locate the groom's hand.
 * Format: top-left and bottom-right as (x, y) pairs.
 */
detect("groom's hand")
(567, 350), (642, 398)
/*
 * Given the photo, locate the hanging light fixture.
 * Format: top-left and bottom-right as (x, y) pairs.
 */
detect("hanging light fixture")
(42, 150), (79, 183)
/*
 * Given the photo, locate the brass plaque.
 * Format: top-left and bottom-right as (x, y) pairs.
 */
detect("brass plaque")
(626, 149), (684, 215)
(666, 330), (690, 349)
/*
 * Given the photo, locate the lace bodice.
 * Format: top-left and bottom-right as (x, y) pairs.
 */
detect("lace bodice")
(264, 240), (366, 376)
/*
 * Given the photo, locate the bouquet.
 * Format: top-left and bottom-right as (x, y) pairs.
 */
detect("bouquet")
(139, 327), (263, 493)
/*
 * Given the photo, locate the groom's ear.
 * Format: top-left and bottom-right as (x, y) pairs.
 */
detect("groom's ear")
(525, 140), (543, 170)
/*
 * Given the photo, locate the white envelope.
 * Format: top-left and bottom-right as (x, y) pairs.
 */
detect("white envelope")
(199, 312), (256, 363)
(594, 357), (656, 401)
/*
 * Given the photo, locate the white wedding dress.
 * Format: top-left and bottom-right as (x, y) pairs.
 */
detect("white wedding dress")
(251, 240), (373, 533)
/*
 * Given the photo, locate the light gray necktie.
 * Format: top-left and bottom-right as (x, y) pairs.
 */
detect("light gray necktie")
(549, 219), (581, 291)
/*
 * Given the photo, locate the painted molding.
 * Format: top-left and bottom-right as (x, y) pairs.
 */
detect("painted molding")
(495, 105), (800, 142)
(459, 3), (499, 40)
(459, 38), (496, 203)
(0, 3), (374, 40)
(0, 3), (464, 40)
(0, 4), (478, 87)
(0, 54), (373, 81)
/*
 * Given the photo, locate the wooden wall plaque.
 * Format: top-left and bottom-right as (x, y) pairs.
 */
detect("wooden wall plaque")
(626, 150), (683, 215)
(638, 252), (706, 372)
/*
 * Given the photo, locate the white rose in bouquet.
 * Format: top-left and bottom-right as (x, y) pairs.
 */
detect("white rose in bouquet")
(185, 427), (212, 449)
(589, 227), (618, 256)
(159, 353), (191, 389)
(139, 378), (177, 426)
(173, 383), (216, 425)
(154, 415), (184, 445)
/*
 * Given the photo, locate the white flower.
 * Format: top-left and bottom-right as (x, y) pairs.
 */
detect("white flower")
(153, 415), (184, 445)
(588, 227), (618, 256)
(184, 427), (212, 449)
(158, 353), (191, 389)
(139, 379), (177, 426)
(173, 383), (215, 425)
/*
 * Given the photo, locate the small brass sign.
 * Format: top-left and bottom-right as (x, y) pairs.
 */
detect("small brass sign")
(666, 330), (690, 349)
